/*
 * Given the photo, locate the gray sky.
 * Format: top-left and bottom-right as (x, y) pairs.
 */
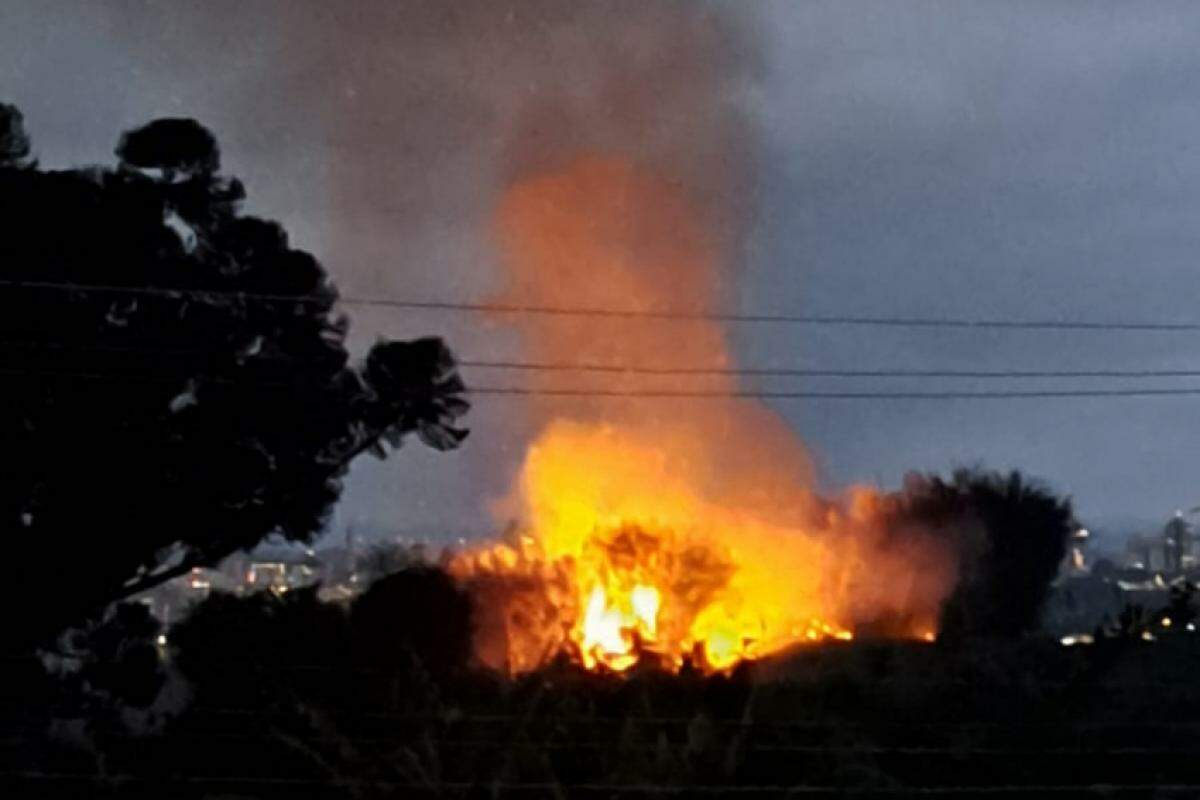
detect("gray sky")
(4, 1), (1200, 541)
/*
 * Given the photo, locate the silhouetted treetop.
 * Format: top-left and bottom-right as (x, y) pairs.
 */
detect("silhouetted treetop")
(0, 104), (469, 649)
(351, 566), (474, 674)
(0, 103), (31, 168)
(116, 117), (220, 178)
(891, 468), (1075, 639)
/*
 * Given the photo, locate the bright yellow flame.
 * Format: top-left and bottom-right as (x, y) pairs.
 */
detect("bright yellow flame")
(575, 583), (662, 671)
(448, 423), (942, 674)
(631, 585), (660, 636)
(446, 157), (958, 676)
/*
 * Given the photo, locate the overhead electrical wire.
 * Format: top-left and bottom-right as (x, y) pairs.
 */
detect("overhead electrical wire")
(6, 277), (1200, 398)
(468, 386), (1200, 400)
(7, 363), (1200, 401)
(3, 277), (1200, 331)
(5, 340), (1200, 381)
(458, 360), (1200, 380)
(5, 340), (1200, 380)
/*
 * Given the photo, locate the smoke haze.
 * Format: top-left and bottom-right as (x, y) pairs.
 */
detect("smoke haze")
(7, 1), (1200, 535)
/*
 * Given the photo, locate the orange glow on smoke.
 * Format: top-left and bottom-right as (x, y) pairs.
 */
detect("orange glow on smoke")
(450, 157), (956, 674)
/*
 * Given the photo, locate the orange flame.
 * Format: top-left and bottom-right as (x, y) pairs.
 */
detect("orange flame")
(450, 157), (956, 674)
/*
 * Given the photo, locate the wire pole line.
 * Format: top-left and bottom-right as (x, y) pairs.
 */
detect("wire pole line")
(9, 365), (1200, 400)
(469, 386), (1200, 400)
(460, 360), (1200, 380)
(6, 276), (1200, 331)
(4, 340), (1200, 380)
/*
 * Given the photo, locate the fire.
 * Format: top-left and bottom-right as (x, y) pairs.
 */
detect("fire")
(449, 156), (957, 675)
(578, 584), (658, 670)
(449, 420), (951, 674)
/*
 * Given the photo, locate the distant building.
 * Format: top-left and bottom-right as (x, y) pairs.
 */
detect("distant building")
(134, 541), (331, 624)
(1124, 512), (1198, 574)
(237, 544), (321, 592)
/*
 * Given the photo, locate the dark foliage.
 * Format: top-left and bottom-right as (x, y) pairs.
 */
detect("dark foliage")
(351, 566), (474, 675)
(65, 602), (166, 710)
(20, 628), (1200, 798)
(11, 564), (1200, 796)
(170, 587), (352, 708)
(0, 102), (32, 167)
(116, 118), (220, 178)
(169, 565), (473, 707)
(0, 103), (469, 650)
(893, 468), (1075, 639)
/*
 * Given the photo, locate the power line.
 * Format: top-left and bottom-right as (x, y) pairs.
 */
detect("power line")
(460, 360), (1200, 380)
(5, 276), (1200, 331)
(406, 303), (1200, 332)
(469, 386), (1200, 400)
(7, 363), (1200, 399)
(6, 340), (1200, 380)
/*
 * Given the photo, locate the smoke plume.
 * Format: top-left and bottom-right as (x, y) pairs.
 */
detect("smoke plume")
(434, 3), (968, 673)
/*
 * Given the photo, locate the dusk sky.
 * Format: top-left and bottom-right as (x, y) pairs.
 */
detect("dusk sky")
(6, 1), (1200, 542)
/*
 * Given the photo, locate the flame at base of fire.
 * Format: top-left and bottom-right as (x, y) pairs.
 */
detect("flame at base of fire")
(451, 521), (858, 675)
(447, 423), (895, 676)
(446, 422), (953, 676)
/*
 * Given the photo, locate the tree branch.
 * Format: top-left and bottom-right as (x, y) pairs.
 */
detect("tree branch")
(112, 554), (206, 603)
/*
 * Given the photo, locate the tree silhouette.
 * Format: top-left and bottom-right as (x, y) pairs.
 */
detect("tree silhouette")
(893, 468), (1075, 638)
(0, 104), (469, 650)
(116, 117), (220, 179)
(350, 565), (474, 676)
(169, 587), (351, 709)
(60, 602), (166, 712)
(0, 102), (32, 168)
(167, 565), (473, 713)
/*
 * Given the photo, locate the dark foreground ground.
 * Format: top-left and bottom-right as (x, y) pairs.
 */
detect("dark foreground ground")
(4, 636), (1200, 799)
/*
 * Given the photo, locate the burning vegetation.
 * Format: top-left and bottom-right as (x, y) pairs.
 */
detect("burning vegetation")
(448, 157), (965, 675)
